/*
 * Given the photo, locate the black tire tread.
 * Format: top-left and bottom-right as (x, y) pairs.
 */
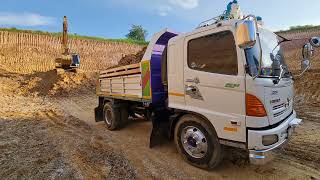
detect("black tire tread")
(103, 102), (121, 130)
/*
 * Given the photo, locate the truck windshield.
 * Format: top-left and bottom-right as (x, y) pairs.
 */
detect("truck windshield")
(245, 28), (290, 78)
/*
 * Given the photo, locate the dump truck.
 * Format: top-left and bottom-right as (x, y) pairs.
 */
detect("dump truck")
(95, 1), (319, 169)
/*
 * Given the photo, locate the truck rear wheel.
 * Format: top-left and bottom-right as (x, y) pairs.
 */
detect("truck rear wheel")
(103, 102), (121, 130)
(174, 114), (223, 169)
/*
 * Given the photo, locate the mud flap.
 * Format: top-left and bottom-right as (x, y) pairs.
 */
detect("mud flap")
(95, 106), (104, 122)
(95, 97), (104, 122)
(149, 106), (170, 148)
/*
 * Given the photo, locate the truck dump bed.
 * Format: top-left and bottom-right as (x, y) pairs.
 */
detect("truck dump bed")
(97, 63), (147, 101)
(97, 29), (177, 104)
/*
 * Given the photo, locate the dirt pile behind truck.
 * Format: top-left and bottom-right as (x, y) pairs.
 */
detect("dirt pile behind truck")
(278, 28), (320, 70)
(17, 70), (96, 97)
(278, 29), (320, 105)
(294, 69), (320, 106)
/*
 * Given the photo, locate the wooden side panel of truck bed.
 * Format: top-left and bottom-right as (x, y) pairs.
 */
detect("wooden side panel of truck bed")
(97, 63), (147, 102)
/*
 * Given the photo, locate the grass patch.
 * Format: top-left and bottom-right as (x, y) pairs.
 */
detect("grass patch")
(0, 27), (148, 45)
(277, 25), (320, 33)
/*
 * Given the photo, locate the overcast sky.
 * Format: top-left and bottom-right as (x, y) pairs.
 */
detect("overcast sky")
(0, 0), (319, 39)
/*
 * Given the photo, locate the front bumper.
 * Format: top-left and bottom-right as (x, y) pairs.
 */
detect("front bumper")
(248, 111), (302, 165)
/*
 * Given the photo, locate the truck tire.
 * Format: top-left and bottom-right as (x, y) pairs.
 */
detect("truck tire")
(174, 114), (223, 169)
(103, 102), (121, 130)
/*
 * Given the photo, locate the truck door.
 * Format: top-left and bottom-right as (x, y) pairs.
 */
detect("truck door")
(183, 28), (246, 142)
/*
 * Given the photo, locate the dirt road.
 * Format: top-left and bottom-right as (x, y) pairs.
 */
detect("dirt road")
(1, 70), (320, 179)
(57, 93), (320, 180)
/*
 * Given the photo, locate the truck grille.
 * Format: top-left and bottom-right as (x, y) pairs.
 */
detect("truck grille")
(272, 99), (292, 118)
(274, 109), (286, 117)
(273, 103), (284, 110)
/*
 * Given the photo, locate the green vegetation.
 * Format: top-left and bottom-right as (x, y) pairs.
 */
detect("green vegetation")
(126, 25), (148, 42)
(0, 27), (148, 45)
(278, 25), (320, 33)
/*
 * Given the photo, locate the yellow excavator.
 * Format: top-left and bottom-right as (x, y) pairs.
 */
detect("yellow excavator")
(55, 16), (80, 74)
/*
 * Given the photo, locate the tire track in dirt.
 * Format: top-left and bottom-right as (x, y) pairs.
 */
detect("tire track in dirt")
(38, 110), (138, 179)
(56, 92), (320, 179)
(0, 70), (138, 179)
(0, 108), (138, 179)
(282, 105), (320, 171)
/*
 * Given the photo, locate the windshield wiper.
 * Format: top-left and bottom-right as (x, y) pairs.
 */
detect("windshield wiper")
(272, 34), (292, 54)
(277, 34), (292, 43)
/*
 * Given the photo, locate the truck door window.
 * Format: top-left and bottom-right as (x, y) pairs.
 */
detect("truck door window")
(161, 47), (168, 87)
(187, 30), (238, 75)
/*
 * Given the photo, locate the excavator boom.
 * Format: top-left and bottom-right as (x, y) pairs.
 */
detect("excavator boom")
(62, 16), (69, 55)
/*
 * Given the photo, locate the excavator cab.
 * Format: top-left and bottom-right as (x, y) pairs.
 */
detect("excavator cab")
(55, 16), (80, 74)
(71, 54), (80, 68)
(55, 53), (80, 70)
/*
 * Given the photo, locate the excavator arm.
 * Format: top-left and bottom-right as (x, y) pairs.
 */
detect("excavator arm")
(62, 16), (69, 55)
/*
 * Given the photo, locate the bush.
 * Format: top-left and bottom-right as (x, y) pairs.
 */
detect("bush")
(126, 25), (147, 42)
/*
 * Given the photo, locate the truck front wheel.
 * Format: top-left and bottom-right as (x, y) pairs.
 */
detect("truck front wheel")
(103, 102), (121, 130)
(174, 114), (223, 169)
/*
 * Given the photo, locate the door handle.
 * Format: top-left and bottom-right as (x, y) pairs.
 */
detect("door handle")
(186, 86), (197, 93)
(185, 85), (203, 100)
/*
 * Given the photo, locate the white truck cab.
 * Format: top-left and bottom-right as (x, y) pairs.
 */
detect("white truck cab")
(166, 18), (304, 165)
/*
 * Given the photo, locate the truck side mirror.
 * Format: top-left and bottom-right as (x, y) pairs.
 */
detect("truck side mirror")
(236, 20), (257, 49)
(302, 43), (314, 60)
(301, 59), (310, 72)
(296, 43), (313, 78)
(310, 37), (320, 48)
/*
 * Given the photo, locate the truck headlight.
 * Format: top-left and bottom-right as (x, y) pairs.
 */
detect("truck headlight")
(262, 134), (278, 146)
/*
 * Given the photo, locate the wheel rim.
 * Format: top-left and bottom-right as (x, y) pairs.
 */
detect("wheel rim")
(181, 126), (208, 159)
(105, 109), (112, 125)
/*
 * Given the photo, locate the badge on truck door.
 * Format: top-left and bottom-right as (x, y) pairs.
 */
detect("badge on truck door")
(225, 83), (240, 89)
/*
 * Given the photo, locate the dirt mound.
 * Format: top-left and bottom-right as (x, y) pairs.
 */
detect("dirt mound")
(50, 72), (96, 96)
(115, 46), (147, 67)
(294, 69), (320, 106)
(0, 109), (137, 179)
(0, 69), (137, 179)
(18, 70), (96, 97)
(276, 31), (320, 71)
